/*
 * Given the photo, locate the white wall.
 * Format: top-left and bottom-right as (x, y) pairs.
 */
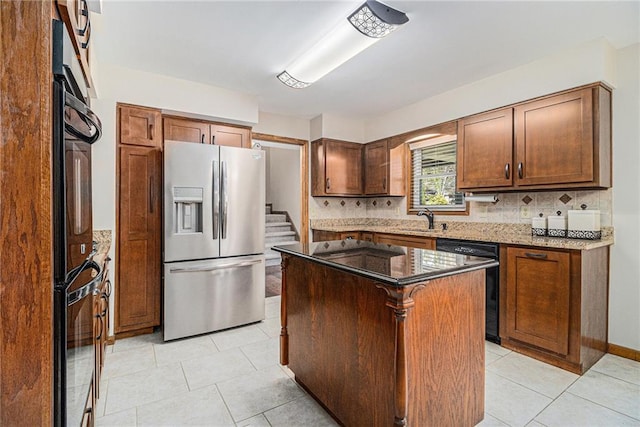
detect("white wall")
(310, 113), (366, 142)
(359, 39), (639, 351)
(609, 43), (640, 350)
(253, 111), (310, 141)
(264, 144), (302, 235)
(91, 62), (260, 336)
(364, 39), (617, 141)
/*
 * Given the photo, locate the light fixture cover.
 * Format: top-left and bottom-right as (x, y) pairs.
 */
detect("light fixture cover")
(277, 71), (310, 89)
(277, 0), (408, 88)
(349, 1), (409, 38)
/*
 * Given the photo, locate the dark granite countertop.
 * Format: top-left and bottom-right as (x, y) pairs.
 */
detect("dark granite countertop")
(273, 240), (499, 287)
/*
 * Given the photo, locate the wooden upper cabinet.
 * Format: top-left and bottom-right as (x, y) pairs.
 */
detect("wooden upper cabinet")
(365, 139), (389, 194)
(162, 117), (251, 148)
(505, 247), (571, 356)
(457, 83), (611, 192)
(515, 87), (603, 187)
(311, 139), (363, 196)
(457, 108), (514, 190)
(119, 105), (162, 147)
(211, 123), (251, 148)
(163, 117), (210, 144)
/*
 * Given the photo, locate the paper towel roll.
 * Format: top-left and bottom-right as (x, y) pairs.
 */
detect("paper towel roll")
(465, 194), (498, 203)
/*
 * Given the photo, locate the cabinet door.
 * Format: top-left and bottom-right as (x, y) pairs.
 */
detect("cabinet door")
(457, 108), (513, 189)
(506, 247), (570, 355)
(119, 105), (162, 147)
(515, 88), (594, 186)
(211, 124), (251, 148)
(364, 139), (389, 194)
(116, 146), (161, 332)
(325, 141), (363, 195)
(163, 117), (210, 144)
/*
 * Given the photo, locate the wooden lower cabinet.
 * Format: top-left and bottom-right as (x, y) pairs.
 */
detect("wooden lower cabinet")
(312, 230), (360, 241)
(311, 230), (435, 250)
(282, 254), (486, 426)
(501, 245), (609, 374)
(116, 145), (161, 334)
(374, 233), (435, 249)
(94, 256), (111, 399)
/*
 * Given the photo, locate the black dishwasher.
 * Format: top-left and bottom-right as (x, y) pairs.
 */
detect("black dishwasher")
(436, 238), (500, 344)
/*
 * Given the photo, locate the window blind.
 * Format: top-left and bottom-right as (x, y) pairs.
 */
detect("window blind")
(410, 140), (465, 211)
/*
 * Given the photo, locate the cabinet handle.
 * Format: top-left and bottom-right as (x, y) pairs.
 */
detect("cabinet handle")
(326, 178), (331, 190)
(95, 312), (104, 340)
(148, 123), (153, 140)
(201, 134), (205, 144)
(504, 163), (510, 179)
(525, 252), (547, 259)
(80, 20), (91, 49)
(518, 162), (523, 179)
(149, 176), (154, 213)
(211, 135), (216, 145)
(383, 177), (387, 191)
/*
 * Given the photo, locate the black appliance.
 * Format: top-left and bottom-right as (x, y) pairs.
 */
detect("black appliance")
(436, 238), (500, 344)
(52, 19), (104, 427)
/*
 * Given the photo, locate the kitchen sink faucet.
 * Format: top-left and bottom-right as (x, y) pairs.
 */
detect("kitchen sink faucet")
(417, 208), (435, 229)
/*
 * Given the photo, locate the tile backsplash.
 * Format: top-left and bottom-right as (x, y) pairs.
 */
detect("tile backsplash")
(310, 189), (612, 227)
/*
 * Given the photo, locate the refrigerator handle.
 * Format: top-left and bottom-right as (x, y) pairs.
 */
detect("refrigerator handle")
(169, 259), (262, 273)
(212, 160), (219, 240)
(221, 160), (228, 239)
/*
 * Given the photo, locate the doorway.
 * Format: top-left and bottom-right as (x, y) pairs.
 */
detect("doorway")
(252, 133), (308, 297)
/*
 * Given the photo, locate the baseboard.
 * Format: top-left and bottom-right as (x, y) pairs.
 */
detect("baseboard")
(608, 343), (640, 362)
(114, 326), (155, 340)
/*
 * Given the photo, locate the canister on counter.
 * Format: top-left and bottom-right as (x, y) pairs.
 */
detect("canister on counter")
(531, 213), (547, 236)
(548, 211), (567, 237)
(567, 204), (601, 240)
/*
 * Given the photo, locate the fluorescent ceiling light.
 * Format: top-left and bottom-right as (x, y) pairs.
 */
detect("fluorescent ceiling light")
(278, 0), (408, 89)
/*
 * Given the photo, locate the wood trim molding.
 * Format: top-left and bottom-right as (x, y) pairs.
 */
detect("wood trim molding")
(608, 343), (640, 362)
(0, 3), (53, 424)
(251, 132), (310, 244)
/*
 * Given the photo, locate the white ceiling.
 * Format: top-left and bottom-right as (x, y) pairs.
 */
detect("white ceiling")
(94, 1), (639, 120)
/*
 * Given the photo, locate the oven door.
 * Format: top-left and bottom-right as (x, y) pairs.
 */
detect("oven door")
(54, 260), (103, 426)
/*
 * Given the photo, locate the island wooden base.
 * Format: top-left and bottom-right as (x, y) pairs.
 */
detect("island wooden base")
(280, 254), (486, 427)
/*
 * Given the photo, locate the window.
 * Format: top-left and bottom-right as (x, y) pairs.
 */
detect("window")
(409, 136), (465, 212)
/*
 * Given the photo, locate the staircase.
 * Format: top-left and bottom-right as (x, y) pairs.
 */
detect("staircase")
(265, 205), (298, 267)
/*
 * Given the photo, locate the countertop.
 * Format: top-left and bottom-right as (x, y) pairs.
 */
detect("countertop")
(311, 218), (614, 250)
(93, 229), (112, 268)
(273, 240), (499, 287)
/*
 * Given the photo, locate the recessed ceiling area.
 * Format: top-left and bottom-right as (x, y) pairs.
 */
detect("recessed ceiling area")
(93, 1), (639, 120)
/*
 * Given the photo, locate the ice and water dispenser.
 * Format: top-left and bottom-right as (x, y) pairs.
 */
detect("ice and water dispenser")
(172, 187), (203, 234)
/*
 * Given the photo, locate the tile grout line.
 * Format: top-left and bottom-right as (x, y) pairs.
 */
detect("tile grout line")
(564, 390), (640, 421)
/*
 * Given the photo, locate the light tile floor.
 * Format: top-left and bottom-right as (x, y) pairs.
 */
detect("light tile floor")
(96, 296), (640, 426)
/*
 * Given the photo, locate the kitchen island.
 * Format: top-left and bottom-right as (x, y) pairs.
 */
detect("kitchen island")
(273, 240), (499, 427)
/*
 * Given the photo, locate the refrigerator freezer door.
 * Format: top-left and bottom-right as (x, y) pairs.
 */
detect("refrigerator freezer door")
(219, 146), (265, 257)
(164, 141), (219, 262)
(163, 255), (266, 341)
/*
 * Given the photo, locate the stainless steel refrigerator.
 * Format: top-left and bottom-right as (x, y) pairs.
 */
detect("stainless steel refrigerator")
(163, 140), (265, 341)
